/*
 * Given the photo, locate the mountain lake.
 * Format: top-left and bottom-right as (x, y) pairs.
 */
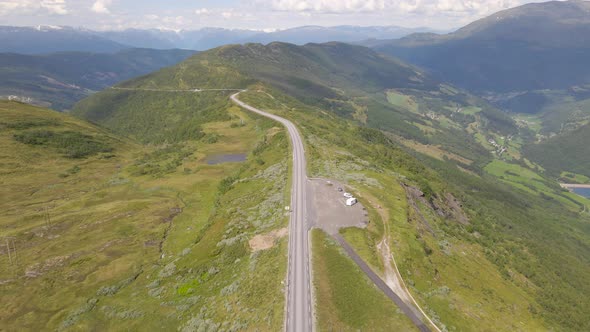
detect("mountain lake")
(206, 153), (247, 165)
(573, 187), (590, 198)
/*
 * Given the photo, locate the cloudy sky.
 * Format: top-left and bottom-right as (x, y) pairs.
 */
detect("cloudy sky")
(0, 0), (558, 31)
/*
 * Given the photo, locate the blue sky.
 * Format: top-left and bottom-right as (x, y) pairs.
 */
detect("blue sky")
(0, 0), (558, 31)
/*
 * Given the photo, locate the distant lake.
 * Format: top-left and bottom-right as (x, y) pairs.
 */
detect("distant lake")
(573, 187), (590, 198)
(206, 153), (246, 165)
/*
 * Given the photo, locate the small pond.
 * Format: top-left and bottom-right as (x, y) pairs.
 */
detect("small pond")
(206, 153), (247, 165)
(573, 187), (590, 198)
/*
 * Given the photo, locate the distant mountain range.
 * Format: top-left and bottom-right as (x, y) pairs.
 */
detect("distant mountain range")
(0, 24), (441, 110)
(371, 0), (590, 94)
(0, 48), (196, 110)
(0, 25), (439, 54)
(0, 26), (128, 54)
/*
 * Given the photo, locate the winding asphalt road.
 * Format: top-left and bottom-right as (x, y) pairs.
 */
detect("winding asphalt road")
(230, 91), (312, 332)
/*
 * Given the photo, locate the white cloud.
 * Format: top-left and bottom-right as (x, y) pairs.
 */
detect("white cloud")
(91, 0), (112, 14)
(269, 0), (527, 16)
(195, 8), (210, 15)
(0, 1), (24, 15)
(221, 10), (253, 20)
(271, 0), (386, 13)
(41, 0), (67, 15)
(0, 0), (543, 31)
(162, 15), (187, 25)
(0, 0), (68, 16)
(426, 0), (525, 16)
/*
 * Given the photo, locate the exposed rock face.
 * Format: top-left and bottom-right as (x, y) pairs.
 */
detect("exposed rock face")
(444, 193), (470, 225)
(402, 183), (470, 231)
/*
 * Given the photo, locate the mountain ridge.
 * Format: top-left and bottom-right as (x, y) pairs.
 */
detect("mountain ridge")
(0, 25), (129, 54)
(0, 48), (196, 110)
(372, 0), (590, 93)
(0, 24), (439, 53)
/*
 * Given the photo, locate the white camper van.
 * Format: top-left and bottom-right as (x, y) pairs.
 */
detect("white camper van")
(346, 197), (357, 206)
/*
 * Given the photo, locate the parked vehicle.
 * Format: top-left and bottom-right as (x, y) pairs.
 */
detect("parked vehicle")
(346, 198), (358, 206)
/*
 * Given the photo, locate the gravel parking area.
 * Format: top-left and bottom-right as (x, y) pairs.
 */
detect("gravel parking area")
(307, 178), (368, 234)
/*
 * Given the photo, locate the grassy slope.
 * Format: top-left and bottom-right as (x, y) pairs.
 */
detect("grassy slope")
(538, 94), (590, 135)
(524, 123), (590, 179)
(341, 174), (547, 332)
(0, 100), (289, 330)
(311, 229), (418, 332)
(74, 90), (233, 143)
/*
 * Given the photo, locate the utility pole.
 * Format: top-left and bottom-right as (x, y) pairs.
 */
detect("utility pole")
(12, 238), (17, 267)
(4, 237), (17, 267)
(44, 206), (52, 229)
(5, 238), (12, 265)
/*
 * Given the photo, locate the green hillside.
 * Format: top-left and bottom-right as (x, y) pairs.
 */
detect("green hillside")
(78, 42), (514, 170)
(0, 48), (195, 110)
(72, 42), (590, 331)
(525, 123), (590, 179)
(74, 90), (232, 143)
(0, 99), (291, 330)
(216, 43), (517, 168)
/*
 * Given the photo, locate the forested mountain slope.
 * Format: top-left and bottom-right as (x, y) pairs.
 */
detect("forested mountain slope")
(525, 122), (590, 178)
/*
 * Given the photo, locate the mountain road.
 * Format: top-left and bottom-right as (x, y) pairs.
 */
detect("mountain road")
(231, 91), (313, 332)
